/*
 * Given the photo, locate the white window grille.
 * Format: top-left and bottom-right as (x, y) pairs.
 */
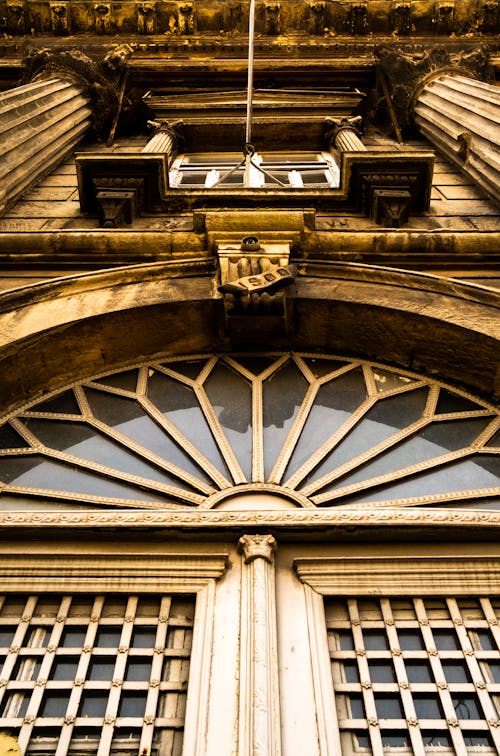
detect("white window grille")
(0, 593), (195, 755)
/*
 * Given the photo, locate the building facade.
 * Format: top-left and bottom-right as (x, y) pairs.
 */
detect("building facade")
(0, 4), (499, 754)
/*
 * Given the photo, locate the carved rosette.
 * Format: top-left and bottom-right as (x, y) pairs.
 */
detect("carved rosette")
(238, 534), (281, 756)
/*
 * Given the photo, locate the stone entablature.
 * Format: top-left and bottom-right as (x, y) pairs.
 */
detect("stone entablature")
(0, 0), (499, 37)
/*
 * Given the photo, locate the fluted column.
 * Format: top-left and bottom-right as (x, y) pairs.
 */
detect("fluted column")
(0, 77), (92, 213)
(326, 115), (367, 153)
(413, 73), (500, 204)
(238, 534), (281, 756)
(142, 120), (182, 168)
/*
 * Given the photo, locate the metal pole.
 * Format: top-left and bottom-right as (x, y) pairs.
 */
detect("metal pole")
(245, 0), (256, 147)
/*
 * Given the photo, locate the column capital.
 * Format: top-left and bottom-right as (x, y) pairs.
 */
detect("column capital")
(376, 44), (492, 128)
(21, 44), (133, 136)
(238, 534), (277, 564)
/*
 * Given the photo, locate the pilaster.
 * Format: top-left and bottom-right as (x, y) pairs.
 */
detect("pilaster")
(238, 534), (281, 756)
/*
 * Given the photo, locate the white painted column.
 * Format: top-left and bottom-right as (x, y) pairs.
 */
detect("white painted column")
(238, 534), (281, 756)
(0, 77), (92, 213)
(414, 73), (500, 204)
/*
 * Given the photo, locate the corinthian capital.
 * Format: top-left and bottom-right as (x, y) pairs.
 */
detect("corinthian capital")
(238, 534), (277, 564)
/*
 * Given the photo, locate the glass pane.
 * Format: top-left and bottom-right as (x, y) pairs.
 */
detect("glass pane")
(433, 630), (460, 651)
(232, 356), (279, 375)
(319, 414), (487, 492)
(117, 692), (148, 718)
(30, 390), (81, 415)
(302, 357), (351, 379)
(405, 661), (433, 683)
(204, 362), (252, 480)
(368, 661), (397, 683)
(0, 424), (30, 449)
(441, 661), (471, 684)
(363, 631), (389, 651)
(95, 628), (122, 648)
(372, 367), (416, 393)
(147, 370), (230, 478)
(40, 692), (70, 717)
(373, 695), (404, 719)
(0, 454), (173, 503)
(413, 694), (443, 719)
(79, 691), (109, 717)
(92, 369), (139, 392)
(435, 389), (484, 414)
(125, 659), (152, 681)
(60, 629), (86, 648)
(286, 368), (367, 481)
(50, 658), (79, 681)
(131, 628), (157, 648)
(22, 418), (195, 492)
(263, 359), (308, 478)
(397, 630), (424, 650)
(87, 659), (116, 681)
(340, 661), (360, 683)
(452, 695), (482, 720)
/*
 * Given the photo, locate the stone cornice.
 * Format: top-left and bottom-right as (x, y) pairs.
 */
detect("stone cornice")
(0, 507), (499, 533)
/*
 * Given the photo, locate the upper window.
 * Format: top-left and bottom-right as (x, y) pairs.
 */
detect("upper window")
(169, 152), (340, 189)
(0, 354), (497, 512)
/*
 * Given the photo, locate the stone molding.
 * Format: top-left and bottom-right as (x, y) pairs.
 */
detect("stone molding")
(1, 508), (500, 532)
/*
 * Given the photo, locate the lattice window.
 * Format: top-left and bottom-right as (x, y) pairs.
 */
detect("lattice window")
(0, 354), (498, 511)
(0, 593), (195, 755)
(326, 596), (500, 754)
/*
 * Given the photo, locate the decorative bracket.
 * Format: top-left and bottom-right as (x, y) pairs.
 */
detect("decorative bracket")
(217, 237), (295, 341)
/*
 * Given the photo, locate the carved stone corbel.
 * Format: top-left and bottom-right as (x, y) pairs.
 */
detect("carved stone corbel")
(238, 535), (281, 756)
(137, 2), (156, 33)
(264, 2), (281, 34)
(177, 2), (195, 34)
(217, 237), (295, 340)
(50, 2), (70, 34)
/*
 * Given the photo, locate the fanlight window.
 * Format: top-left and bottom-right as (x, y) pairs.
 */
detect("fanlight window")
(169, 152), (340, 189)
(0, 354), (498, 511)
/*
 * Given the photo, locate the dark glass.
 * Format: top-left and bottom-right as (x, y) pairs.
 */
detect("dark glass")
(92, 369), (138, 392)
(233, 356), (282, 376)
(422, 733), (452, 746)
(363, 631), (390, 651)
(463, 733), (494, 747)
(302, 358), (350, 379)
(338, 631), (354, 650)
(0, 423), (29, 449)
(471, 629), (496, 650)
(49, 658), (79, 681)
(13, 657), (42, 681)
(368, 661), (397, 683)
(485, 428), (500, 447)
(485, 662), (500, 683)
(342, 661), (360, 683)
(204, 362), (252, 480)
(161, 359), (208, 381)
(87, 659), (115, 681)
(147, 371), (230, 478)
(373, 694), (404, 719)
(125, 659), (153, 681)
(433, 630), (460, 651)
(30, 390), (81, 415)
(131, 628), (157, 648)
(39, 692), (70, 717)
(354, 733), (370, 747)
(60, 629), (86, 648)
(372, 367), (416, 393)
(413, 694), (443, 719)
(347, 695), (365, 718)
(0, 629), (13, 646)
(78, 691), (109, 717)
(117, 692), (148, 718)
(397, 630), (424, 650)
(381, 734), (410, 746)
(452, 695), (482, 720)
(94, 628), (122, 648)
(263, 360), (308, 478)
(435, 388), (484, 414)
(286, 368), (367, 480)
(405, 661), (433, 683)
(441, 661), (471, 684)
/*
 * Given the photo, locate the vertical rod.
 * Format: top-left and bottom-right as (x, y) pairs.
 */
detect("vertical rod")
(245, 0), (256, 146)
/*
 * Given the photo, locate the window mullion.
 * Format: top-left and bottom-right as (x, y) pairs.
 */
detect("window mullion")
(252, 375), (264, 483)
(480, 598), (500, 649)
(18, 596), (72, 754)
(446, 598), (500, 750)
(96, 595), (138, 756)
(0, 595), (36, 712)
(348, 599), (384, 753)
(55, 596), (104, 756)
(413, 598), (468, 756)
(380, 598), (426, 755)
(138, 595), (172, 755)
